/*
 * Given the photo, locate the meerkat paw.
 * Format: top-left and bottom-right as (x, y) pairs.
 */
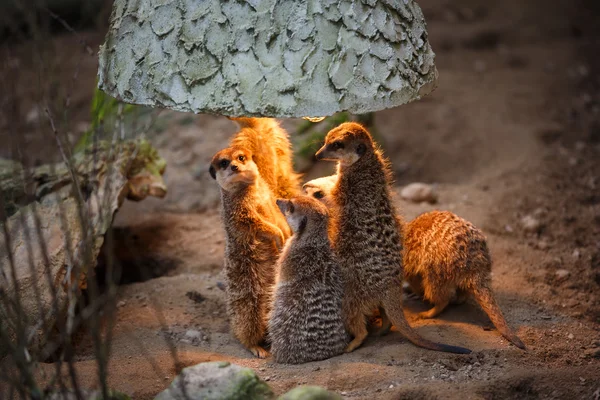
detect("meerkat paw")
(249, 345), (270, 359)
(344, 336), (366, 353)
(418, 303), (447, 319)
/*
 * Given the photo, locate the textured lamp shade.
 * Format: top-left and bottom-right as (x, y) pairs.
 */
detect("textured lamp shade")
(98, 1), (438, 118)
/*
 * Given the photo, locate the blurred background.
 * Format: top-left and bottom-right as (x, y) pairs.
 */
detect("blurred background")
(0, 0), (599, 399)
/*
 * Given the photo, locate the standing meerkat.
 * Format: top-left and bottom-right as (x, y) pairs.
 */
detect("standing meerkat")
(268, 196), (349, 364)
(228, 117), (301, 199)
(315, 122), (470, 354)
(209, 146), (291, 358)
(403, 210), (525, 349)
(303, 178), (524, 349)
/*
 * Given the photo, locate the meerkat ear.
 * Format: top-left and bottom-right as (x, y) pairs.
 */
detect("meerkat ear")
(356, 143), (366, 156)
(209, 165), (216, 180)
(276, 199), (288, 214)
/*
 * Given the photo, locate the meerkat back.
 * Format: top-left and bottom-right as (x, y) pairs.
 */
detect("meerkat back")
(269, 196), (348, 364)
(229, 117), (301, 198)
(403, 210), (525, 349)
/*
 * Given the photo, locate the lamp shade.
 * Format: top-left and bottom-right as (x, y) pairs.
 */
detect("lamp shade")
(97, 0), (437, 118)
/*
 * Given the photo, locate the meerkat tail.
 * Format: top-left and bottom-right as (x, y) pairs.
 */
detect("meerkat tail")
(471, 285), (526, 350)
(382, 287), (472, 354)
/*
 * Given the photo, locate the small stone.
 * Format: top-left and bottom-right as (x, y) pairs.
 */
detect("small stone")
(572, 249), (581, 259)
(568, 157), (578, 166)
(400, 183), (438, 204)
(26, 107), (41, 124)
(185, 330), (202, 340)
(264, 376), (271, 381)
(505, 225), (514, 233)
(521, 215), (542, 233)
(555, 269), (570, 279)
(389, 384), (394, 389)
(536, 240), (550, 250)
(117, 300), (126, 308)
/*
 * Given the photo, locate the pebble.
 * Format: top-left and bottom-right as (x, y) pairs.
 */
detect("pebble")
(555, 269), (570, 279)
(400, 183), (438, 204)
(568, 333), (575, 340)
(117, 300), (126, 308)
(572, 249), (581, 259)
(505, 225), (514, 233)
(521, 215), (542, 233)
(264, 376), (271, 382)
(185, 330), (202, 340)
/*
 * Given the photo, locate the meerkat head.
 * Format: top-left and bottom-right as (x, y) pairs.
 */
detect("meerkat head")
(276, 196), (329, 235)
(314, 122), (373, 166)
(209, 146), (258, 191)
(302, 175), (337, 207)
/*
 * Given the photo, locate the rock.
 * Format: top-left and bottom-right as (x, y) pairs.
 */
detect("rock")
(278, 386), (342, 400)
(520, 215), (542, 233)
(185, 330), (202, 340)
(155, 361), (274, 400)
(568, 333), (575, 340)
(555, 269), (571, 279)
(400, 183), (438, 204)
(572, 249), (581, 259)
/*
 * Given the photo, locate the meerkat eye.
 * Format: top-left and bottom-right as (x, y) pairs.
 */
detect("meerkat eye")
(288, 203), (295, 214)
(219, 159), (229, 169)
(331, 141), (344, 150)
(314, 191), (324, 199)
(238, 155), (245, 162)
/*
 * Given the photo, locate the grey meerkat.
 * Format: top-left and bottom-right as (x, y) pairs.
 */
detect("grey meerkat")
(303, 177), (525, 349)
(268, 196), (349, 364)
(228, 117), (302, 199)
(315, 122), (471, 354)
(402, 210), (526, 349)
(209, 146), (291, 358)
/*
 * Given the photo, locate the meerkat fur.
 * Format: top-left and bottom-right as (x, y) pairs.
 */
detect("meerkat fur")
(268, 196), (349, 364)
(403, 210), (525, 349)
(209, 146), (291, 358)
(315, 122), (471, 355)
(228, 117), (301, 199)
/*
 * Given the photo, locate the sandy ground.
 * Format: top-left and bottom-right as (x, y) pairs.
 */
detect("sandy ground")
(2, 0), (600, 398)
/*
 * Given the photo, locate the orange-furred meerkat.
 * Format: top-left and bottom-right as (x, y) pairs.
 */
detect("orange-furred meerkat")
(209, 146), (291, 358)
(402, 210), (526, 349)
(228, 117), (301, 199)
(315, 122), (471, 355)
(303, 177), (525, 349)
(268, 196), (349, 364)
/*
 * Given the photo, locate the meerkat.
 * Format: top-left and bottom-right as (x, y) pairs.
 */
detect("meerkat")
(315, 122), (471, 354)
(402, 210), (525, 349)
(268, 196), (349, 364)
(303, 177), (525, 348)
(209, 146), (291, 358)
(228, 117), (301, 199)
